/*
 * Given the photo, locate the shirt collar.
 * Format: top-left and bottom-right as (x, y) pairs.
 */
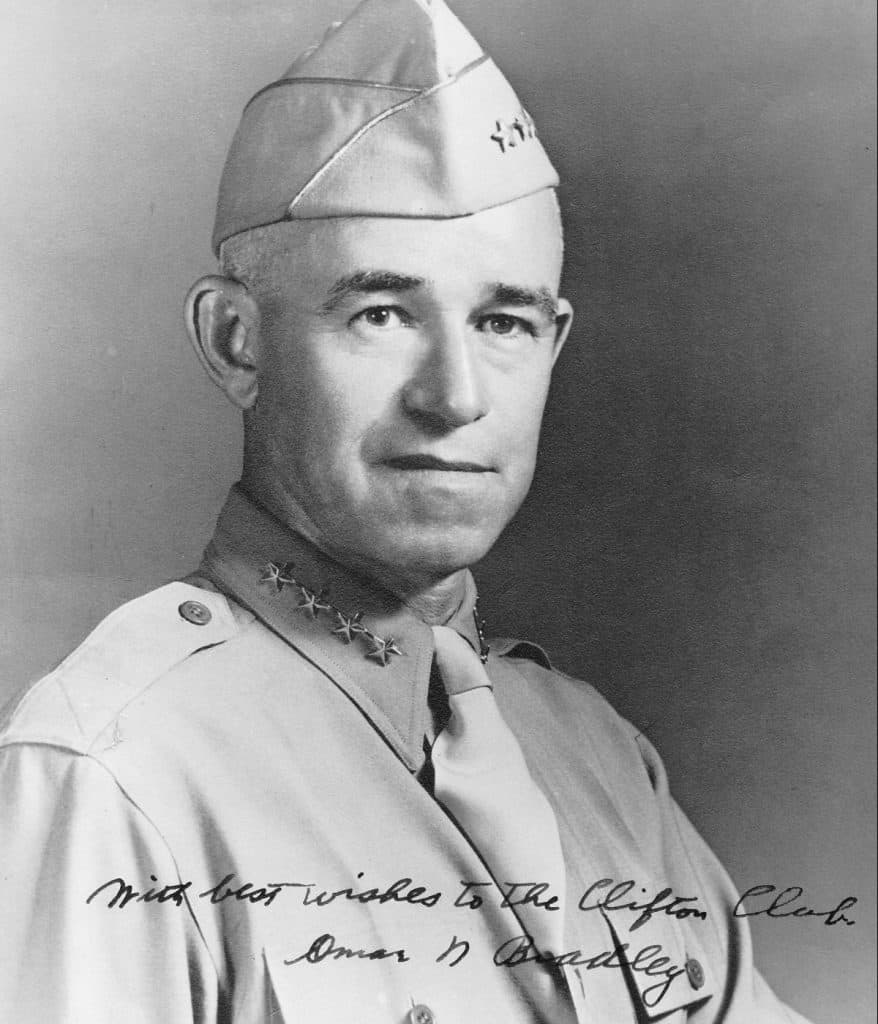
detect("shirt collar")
(198, 484), (484, 771)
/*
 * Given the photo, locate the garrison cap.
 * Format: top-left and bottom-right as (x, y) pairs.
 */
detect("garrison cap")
(212, 0), (559, 254)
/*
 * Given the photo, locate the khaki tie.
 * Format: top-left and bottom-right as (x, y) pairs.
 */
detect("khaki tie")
(429, 626), (577, 1020)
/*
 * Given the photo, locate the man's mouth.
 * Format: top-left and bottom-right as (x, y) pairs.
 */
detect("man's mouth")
(383, 454), (494, 473)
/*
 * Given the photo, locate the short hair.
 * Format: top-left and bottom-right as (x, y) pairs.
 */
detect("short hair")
(219, 224), (288, 295)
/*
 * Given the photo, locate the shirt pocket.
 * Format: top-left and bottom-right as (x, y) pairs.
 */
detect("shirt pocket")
(260, 940), (415, 1024)
(595, 909), (716, 1021)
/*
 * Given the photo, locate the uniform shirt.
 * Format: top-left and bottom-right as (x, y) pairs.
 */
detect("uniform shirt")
(0, 485), (811, 1023)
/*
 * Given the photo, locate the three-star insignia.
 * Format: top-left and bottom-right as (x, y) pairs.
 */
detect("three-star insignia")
(490, 108), (537, 153)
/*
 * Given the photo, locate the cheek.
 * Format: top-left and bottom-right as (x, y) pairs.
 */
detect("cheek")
(262, 349), (399, 476)
(495, 370), (553, 448)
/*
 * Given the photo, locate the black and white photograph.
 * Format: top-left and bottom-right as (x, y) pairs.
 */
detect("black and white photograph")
(0, 1), (874, 1021)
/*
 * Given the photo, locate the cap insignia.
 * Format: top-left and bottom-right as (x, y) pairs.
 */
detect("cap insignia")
(490, 109), (537, 153)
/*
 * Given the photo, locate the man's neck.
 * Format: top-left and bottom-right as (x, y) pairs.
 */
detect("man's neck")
(395, 574), (471, 626)
(238, 473), (471, 626)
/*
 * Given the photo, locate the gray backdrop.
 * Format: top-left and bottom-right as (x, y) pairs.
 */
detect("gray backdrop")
(0, 2), (874, 1021)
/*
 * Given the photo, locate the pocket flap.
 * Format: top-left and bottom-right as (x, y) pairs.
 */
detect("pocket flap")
(596, 912), (715, 1020)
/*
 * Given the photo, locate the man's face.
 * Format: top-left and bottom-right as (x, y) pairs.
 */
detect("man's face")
(246, 190), (570, 585)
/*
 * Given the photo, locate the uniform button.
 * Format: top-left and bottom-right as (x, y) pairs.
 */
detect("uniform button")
(178, 600), (212, 626)
(408, 1005), (436, 1024)
(685, 957), (705, 990)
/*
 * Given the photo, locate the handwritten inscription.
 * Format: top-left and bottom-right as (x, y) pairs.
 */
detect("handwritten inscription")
(86, 872), (703, 919)
(199, 872), (441, 910)
(86, 872), (858, 935)
(86, 873), (442, 911)
(86, 875), (192, 909)
(734, 885), (857, 926)
(454, 880), (561, 913)
(82, 870), (857, 1012)
(579, 878), (708, 931)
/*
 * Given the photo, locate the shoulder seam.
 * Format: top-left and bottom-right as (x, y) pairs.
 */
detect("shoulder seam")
(82, 639), (232, 757)
(0, 583), (240, 752)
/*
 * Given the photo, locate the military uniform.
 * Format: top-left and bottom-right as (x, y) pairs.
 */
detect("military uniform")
(0, 1), (815, 1020)
(0, 486), (810, 1023)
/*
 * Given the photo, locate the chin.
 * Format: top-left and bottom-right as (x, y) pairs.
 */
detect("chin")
(370, 522), (502, 582)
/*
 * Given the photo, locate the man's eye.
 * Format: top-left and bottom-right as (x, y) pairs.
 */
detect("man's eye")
(353, 306), (410, 328)
(479, 314), (533, 337)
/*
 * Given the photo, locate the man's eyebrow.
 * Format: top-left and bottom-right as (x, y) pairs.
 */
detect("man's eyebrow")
(486, 283), (558, 321)
(320, 270), (425, 313)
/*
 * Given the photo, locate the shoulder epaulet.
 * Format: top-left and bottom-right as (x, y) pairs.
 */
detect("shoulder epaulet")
(0, 582), (240, 753)
(489, 636), (553, 670)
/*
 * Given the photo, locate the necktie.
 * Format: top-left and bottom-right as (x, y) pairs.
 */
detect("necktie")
(429, 626), (577, 1020)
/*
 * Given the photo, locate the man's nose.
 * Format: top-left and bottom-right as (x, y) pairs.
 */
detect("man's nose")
(401, 324), (488, 429)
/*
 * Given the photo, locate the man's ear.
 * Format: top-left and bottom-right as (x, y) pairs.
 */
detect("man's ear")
(184, 275), (262, 410)
(551, 297), (574, 367)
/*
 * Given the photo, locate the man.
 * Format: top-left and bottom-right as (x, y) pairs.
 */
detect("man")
(0, 1), (813, 1021)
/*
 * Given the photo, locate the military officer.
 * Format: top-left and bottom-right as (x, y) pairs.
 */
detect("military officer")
(0, 1), (813, 1021)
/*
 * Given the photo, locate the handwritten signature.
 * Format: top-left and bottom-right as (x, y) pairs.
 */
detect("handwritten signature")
(493, 933), (685, 1008)
(283, 931), (685, 1008)
(285, 933), (410, 966)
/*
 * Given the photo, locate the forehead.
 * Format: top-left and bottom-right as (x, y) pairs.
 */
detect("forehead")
(259, 190), (563, 302)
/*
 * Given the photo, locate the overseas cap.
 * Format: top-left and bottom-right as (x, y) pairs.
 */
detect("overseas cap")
(212, 0), (558, 254)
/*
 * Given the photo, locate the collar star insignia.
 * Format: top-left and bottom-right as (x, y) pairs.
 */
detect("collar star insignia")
(365, 635), (403, 667)
(331, 610), (365, 644)
(277, 561), (297, 588)
(296, 586), (332, 619)
(257, 556), (427, 666)
(260, 560), (296, 592)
